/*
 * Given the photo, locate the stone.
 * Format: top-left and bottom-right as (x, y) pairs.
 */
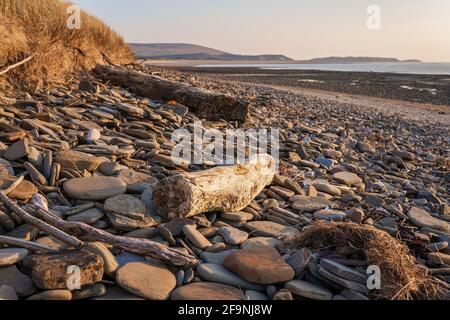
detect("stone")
(6, 224), (38, 240)
(197, 263), (264, 291)
(55, 150), (102, 171)
(85, 242), (119, 277)
(346, 208), (365, 224)
(72, 283), (107, 300)
(408, 207), (450, 232)
(0, 210), (14, 231)
(245, 290), (269, 300)
(218, 226), (248, 245)
(290, 196), (336, 212)
(171, 282), (245, 300)
(66, 208), (104, 224)
(221, 211), (253, 222)
(0, 265), (36, 297)
(428, 252), (450, 265)
(0, 159), (13, 176)
(285, 248), (311, 277)
(183, 225), (212, 250)
(320, 259), (366, 284)
(333, 172), (363, 186)
(0, 177), (38, 200)
(364, 195), (385, 208)
(115, 252), (147, 267)
(99, 161), (127, 176)
(0, 285), (18, 300)
(115, 169), (158, 193)
(200, 250), (237, 265)
(241, 237), (281, 250)
(22, 251), (103, 290)
(27, 290), (72, 300)
(313, 183), (341, 196)
(313, 209), (347, 221)
(104, 194), (157, 231)
(245, 221), (298, 238)
(223, 247), (295, 284)
(92, 284), (145, 300)
(0, 248), (28, 267)
(285, 280), (333, 300)
(116, 262), (176, 300)
(318, 267), (368, 294)
(272, 289), (293, 300)
(4, 139), (29, 161)
(63, 177), (126, 200)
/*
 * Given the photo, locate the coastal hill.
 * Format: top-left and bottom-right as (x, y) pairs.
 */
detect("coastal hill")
(129, 43), (293, 61)
(300, 56), (422, 64)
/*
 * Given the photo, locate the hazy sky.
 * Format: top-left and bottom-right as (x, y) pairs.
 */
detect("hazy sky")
(72, 0), (450, 62)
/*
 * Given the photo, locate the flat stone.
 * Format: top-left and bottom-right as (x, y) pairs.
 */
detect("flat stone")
(364, 195), (385, 208)
(221, 211), (254, 222)
(197, 263), (264, 291)
(85, 242), (119, 277)
(320, 259), (367, 284)
(116, 262), (176, 300)
(218, 226), (248, 245)
(313, 183), (341, 196)
(4, 139), (29, 161)
(0, 265), (36, 297)
(72, 283), (107, 300)
(245, 221), (298, 238)
(224, 247), (295, 284)
(171, 282), (245, 300)
(333, 172), (363, 186)
(245, 290), (269, 300)
(99, 161), (127, 176)
(0, 159), (13, 176)
(63, 177), (126, 200)
(92, 284), (145, 300)
(285, 280), (333, 300)
(183, 225), (212, 250)
(0, 248), (28, 267)
(0, 285), (18, 300)
(408, 207), (450, 232)
(27, 290), (72, 300)
(241, 237), (281, 250)
(115, 252), (147, 267)
(22, 251), (103, 290)
(290, 196), (336, 212)
(313, 209), (347, 221)
(66, 208), (104, 224)
(200, 250), (237, 265)
(318, 267), (368, 294)
(55, 150), (102, 171)
(285, 248), (311, 277)
(272, 289), (293, 300)
(115, 169), (158, 193)
(0, 177), (38, 200)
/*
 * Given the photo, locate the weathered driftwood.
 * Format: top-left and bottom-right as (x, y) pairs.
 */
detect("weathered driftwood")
(153, 154), (276, 218)
(94, 64), (249, 122)
(29, 205), (198, 267)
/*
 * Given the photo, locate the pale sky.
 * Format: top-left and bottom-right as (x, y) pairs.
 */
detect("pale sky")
(72, 0), (450, 62)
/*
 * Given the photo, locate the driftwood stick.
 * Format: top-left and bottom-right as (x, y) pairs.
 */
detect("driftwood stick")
(0, 192), (85, 250)
(30, 205), (198, 267)
(94, 64), (249, 122)
(0, 235), (57, 253)
(0, 54), (35, 75)
(3, 175), (24, 196)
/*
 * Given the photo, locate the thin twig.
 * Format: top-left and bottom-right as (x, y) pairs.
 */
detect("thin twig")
(0, 235), (57, 253)
(0, 54), (35, 76)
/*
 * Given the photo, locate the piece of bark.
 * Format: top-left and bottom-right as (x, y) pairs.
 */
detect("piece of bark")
(94, 64), (249, 122)
(153, 154), (276, 218)
(0, 235), (57, 253)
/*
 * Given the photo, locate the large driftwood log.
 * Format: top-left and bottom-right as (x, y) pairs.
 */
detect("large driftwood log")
(94, 64), (249, 122)
(153, 154), (276, 218)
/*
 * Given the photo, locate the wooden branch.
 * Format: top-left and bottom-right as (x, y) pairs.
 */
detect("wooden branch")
(94, 64), (249, 122)
(30, 205), (198, 267)
(0, 54), (35, 76)
(153, 154), (276, 218)
(0, 235), (57, 253)
(0, 192), (85, 250)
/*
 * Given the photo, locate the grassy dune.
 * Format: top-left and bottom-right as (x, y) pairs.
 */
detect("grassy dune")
(0, 0), (133, 89)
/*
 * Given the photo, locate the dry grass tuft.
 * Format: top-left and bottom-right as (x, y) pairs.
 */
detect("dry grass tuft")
(285, 221), (449, 300)
(0, 0), (134, 90)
